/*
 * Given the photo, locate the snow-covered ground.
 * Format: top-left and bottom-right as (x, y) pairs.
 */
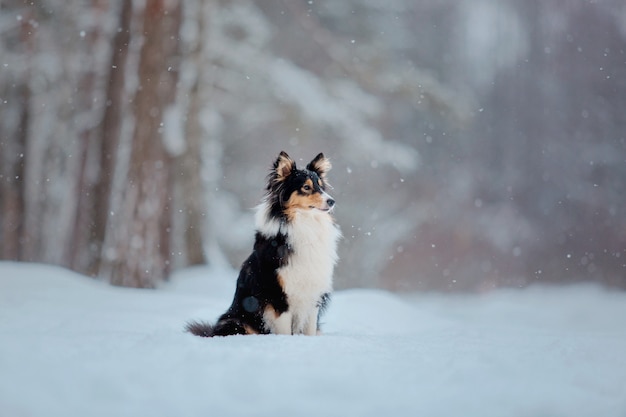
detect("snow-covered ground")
(1, 262), (625, 417)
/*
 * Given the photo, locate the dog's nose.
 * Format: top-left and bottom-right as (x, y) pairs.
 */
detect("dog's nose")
(327, 198), (335, 207)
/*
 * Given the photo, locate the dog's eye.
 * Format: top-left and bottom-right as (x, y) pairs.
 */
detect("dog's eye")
(302, 185), (311, 191)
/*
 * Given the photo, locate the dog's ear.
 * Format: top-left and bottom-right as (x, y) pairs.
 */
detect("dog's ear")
(307, 153), (331, 180)
(273, 151), (295, 182)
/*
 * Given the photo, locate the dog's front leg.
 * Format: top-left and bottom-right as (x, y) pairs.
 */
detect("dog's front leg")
(271, 311), (293, 335)
(303, 307), (319, 336)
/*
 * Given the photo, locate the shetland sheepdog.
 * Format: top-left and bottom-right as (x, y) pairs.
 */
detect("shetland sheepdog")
(186, 151), (341, 336)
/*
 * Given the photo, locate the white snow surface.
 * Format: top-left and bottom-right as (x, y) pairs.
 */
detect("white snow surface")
(1, 262), (625, 417)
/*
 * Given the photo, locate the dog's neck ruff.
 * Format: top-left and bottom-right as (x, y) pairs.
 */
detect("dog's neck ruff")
(254, 200), (340, 249)
(255, 201), (286, 238)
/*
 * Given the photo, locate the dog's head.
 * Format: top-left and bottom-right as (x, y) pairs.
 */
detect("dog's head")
(267, 151), (335, 218)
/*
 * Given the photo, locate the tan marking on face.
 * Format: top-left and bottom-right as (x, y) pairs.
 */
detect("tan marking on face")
(284, 191), (326, 221)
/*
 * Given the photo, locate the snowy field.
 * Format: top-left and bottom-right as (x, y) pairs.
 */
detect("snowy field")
(1, 262), (625, 417)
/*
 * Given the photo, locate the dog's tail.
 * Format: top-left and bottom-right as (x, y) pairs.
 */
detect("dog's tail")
(186, 317), (253, 337)
(185, 321), (216, 337)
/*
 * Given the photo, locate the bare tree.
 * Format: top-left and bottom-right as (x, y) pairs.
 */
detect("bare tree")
(0, 3), (32, 261)
(90, 0), (133, 276)
(103, 0), (182, 287)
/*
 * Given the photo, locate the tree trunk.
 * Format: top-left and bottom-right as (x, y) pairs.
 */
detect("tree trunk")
(91, 0), (133, 276)
(69, 0), (112, 275)
(106, 0), (182, 287)
(176, 0), (210, 267)
(0, 86), (28, 260)
(0, 4), (34, 261)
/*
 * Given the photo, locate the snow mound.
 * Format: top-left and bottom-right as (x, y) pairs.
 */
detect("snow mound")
(1, 262), (625, 417)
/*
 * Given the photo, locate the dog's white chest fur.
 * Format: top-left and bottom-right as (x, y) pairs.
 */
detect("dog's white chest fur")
(257, 204), (340, 334)
(282, 209), (339, 303)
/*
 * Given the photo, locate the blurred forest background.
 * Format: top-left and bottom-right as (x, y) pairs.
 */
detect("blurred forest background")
(1, 0), (625, 291)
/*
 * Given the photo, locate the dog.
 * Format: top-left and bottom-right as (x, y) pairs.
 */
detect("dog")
(186, 151), (340, 336)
